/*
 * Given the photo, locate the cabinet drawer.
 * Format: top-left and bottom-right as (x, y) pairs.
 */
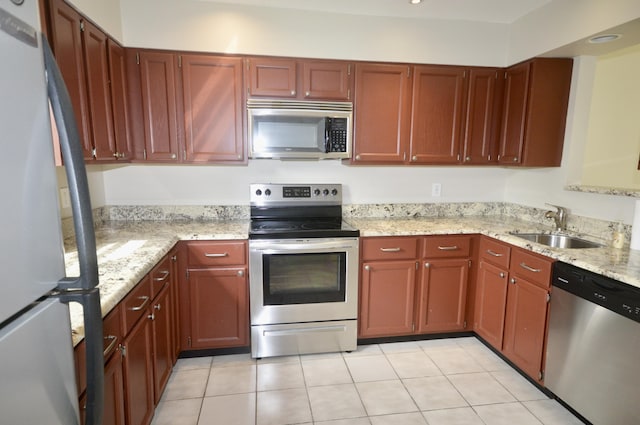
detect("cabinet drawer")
(510, 248), (553, 288)
(423, 235), (471, 258)
(361, 237), (419, 261)
(150, 254), (172, 299)
(121, 276), (151, 336)
(102, 305), (122, 362)
(187, 241), (246, 267)
(479, 237), (511, 268)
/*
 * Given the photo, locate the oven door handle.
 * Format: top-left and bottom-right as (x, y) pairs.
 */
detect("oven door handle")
(258, 244), (356, 254)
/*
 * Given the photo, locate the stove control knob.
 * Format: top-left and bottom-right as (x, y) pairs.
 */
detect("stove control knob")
(314, 189), (321, 196)
(322, 189), (329, 196)
(265, 189), (271, 196)
(255, 189), (262, 196)
(331, 189), (338, 196)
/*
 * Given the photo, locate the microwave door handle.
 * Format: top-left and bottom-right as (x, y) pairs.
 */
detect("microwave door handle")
(324, 117), (330, 153)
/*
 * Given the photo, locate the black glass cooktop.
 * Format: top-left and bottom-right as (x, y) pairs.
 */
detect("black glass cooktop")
(249, 219), (359, 240)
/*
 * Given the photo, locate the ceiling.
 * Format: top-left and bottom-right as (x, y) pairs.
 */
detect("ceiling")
(196, 0), (552, 24)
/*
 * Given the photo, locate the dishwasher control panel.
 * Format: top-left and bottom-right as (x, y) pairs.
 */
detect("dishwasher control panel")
(553, 262), (640, 323)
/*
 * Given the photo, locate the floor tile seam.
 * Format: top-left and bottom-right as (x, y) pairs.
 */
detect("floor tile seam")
(470, 401), (544, 425)
(439, 371), (481, 408)
(519, 398), (576, 425)
(298, 352), (317, 425)
(485, 369), (540, 403)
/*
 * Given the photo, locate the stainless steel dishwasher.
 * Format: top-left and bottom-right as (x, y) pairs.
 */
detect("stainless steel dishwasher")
(546, 261), (640, 425)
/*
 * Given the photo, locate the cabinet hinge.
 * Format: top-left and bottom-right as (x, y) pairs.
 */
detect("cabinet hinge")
(187, 336), (192, 348)
(136, 52), (140, 65)
(79, 21), (85, 32)
(546, 293), (551, 303)
(539, 371), (544, 381)
(407, 66), (411, 78)
(348, 64), (352, 76)
(416, 262), (419, 270)
(178, 55), (182, 68)
(463, 320), (467, 328)
(403, 152), (407, 161)
(119, 344), (126, 357)
(183, 148), (187, 161)
(468, 260), (472, 268)
(457, 153), (461, 161)
(463, 70), (467, 79)
(143, 148), (147, 160)
(186, 269), (190, 279)
(347, 88), (351, 100)
(91, 148), (96, 158)
(412, 323), (415, 332)
(171, 255), (177, 262)
(246, 60), (250, 71)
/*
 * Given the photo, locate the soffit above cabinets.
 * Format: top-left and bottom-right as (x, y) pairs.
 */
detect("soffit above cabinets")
(194, 0), (551, 24)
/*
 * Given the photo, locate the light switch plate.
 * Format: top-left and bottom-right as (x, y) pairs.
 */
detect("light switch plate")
(432, 183), (441, 197)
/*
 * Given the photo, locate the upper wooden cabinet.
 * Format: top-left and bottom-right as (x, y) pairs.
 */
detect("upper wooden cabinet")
(353, 63), (412, 163)
(47, 0), (131, 162)
(181, 55), (245, 162)
(128, 50), (246, 163)
(498, 58), (573, 166)
(246, 57), (353, 100)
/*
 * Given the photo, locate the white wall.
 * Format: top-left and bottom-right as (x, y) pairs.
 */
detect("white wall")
(67, 0), (123, 41)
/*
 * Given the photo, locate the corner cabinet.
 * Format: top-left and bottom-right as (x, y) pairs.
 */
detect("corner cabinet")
(179, 241), (249, 350)
(498, 58), (573, 166)
(474, 236), (553, 383)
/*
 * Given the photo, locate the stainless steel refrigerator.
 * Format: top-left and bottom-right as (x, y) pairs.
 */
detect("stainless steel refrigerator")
(0, 1), (103, 424)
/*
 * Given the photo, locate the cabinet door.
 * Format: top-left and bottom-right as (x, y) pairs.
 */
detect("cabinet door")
(247, 57), (297, 97)
(502, 277), (549, 381)
(498, 62), (530, 164)
(417, 259), (469, 333)
(474, 260), (508, 350)
(353, 63), (411, 163)
(359, 260), (417, 337)
(138, 51), (180, 161)
(82, 20), (116, 160)
(122, 314), (154, 425)
(103, 349), (126, 425)
(151, 285), (173, 403)
(302, 60), (352, 100)
(409, 65), (465, 164)
(107, 39), (132, 160)
(186, 268), (249, 349)
(462, 68), (502, 164)
(181, 55), (244, 162)
(169, 251), (180, 363)
(48, 0), (93, 159)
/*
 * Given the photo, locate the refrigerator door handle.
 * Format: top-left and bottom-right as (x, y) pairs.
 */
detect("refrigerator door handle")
(42, 35), (104, 425)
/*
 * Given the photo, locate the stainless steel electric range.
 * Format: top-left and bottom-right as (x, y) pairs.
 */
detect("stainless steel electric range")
(248, 183), (359, 358)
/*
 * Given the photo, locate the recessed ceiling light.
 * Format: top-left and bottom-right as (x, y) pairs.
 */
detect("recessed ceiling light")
(409, 0), (422, 4)
(588, 34), (622, 44)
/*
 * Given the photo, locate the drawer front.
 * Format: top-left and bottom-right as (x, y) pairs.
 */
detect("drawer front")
(361, 237), (419, 261)
(121, 276), (151, 336)
(102, 305), (122, 362)
(150, 255), (172, 299)
(510, 248), (553, 288)
(187, 241), (247, 267)
(423, 235), (471, 258)
(479, 237), (511, 268)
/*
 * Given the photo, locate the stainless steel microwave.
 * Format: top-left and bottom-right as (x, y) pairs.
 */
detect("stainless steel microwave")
(247, 99), (352, 160)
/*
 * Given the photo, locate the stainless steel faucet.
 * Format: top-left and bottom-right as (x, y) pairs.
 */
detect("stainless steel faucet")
(545, 204), (568, 232)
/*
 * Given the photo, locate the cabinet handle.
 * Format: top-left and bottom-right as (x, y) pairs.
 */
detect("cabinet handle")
(237, 270), (245, 277)
(153, 270), (170, 281)
(154, 303), (161, 311)
(355, 154), (361, 160)
(465, 156), (471, 161)
(499, 272), (505, 278)
(437, 245), (459, 251)
(519, 262), (541, 273)
(291, 90), (296, 96)
(412, 155), (418, 161)
(103, 335), (118, 358)
(364, 265), (371, 271)
(380, 247), (401, 252)
(305, 91), (310, 97)
(510, 278), (517, 284)
(204, 252), (228, 258)
(129, 296), (149, 312)
(148, 313), (155, 321)
(171, 153), (177, 159)
(487, 249), (503, 257)
(425, 262), (430, 268)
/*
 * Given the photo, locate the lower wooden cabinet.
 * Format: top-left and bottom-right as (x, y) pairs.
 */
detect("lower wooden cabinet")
(359, 235), (474, 338)
(150, 284), (174, 403)
(474, 259), (509, 348)
(179, 240), (250, 351)
(103, 346), (126, 425)
(359, 260), (417, 337)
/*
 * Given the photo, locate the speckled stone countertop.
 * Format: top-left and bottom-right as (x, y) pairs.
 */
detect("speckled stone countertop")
(66, 215), (640, 345)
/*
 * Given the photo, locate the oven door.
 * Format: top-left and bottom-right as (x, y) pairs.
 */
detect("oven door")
(249, 237), (359, 325)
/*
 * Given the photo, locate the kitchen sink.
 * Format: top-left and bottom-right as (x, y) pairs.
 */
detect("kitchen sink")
(509, 233), (602, 249)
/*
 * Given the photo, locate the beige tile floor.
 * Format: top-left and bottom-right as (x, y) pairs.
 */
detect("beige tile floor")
(151, 337), (585, 425)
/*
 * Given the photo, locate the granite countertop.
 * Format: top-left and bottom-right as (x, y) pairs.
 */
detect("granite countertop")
(66, 215), (640, 345)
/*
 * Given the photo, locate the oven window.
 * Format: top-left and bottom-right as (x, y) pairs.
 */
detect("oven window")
(263, 252), (346, 305)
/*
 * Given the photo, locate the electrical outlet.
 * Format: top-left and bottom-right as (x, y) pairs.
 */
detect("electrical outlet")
(432, 183), (441, 197)
(60, 187), (71, 209)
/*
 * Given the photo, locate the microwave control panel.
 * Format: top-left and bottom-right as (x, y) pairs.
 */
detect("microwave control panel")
(326, 118), (348, 152)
